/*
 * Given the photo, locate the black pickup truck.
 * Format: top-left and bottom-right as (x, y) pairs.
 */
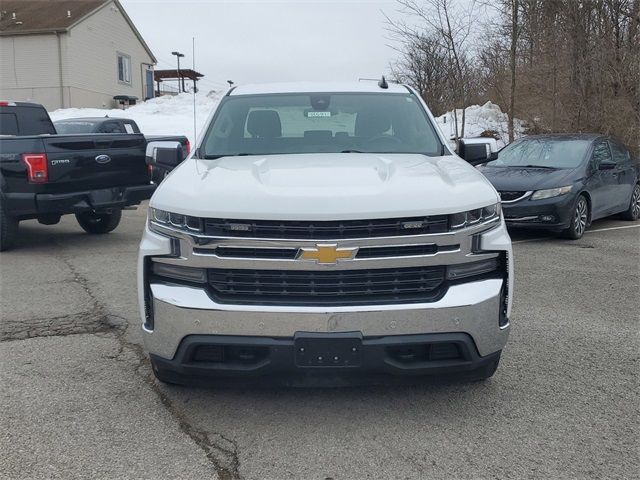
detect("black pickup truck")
(53, 116), (190, 183)
(0, 102), (159, 251)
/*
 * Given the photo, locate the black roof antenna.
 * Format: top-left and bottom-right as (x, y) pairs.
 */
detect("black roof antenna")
(378, 75), (388, 89)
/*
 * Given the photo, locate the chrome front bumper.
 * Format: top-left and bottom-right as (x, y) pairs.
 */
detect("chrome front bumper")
(138, 220), (513, 361)
(145, 277), (508, 359)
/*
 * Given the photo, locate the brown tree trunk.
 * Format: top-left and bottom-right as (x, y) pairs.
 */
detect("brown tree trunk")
(508, 0), (519, 143)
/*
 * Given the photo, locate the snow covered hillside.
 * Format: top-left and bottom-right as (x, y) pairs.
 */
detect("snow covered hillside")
(434, 102), (525, 148)
(50, 94), (522, 149)
(49, 92), (222, 146)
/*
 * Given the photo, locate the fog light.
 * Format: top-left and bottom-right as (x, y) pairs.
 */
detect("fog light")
(152, 262), (207, 283)
(192, 345), (225, 363)
(447, 258), (499, 280)
(540, 215), (555, 222)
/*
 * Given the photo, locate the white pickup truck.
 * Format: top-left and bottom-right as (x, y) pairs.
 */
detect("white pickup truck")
(138, 81), (513, 386)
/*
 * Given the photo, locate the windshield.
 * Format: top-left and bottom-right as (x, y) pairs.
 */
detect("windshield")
(487, 138), (591, 169)
(200, 92), (443, 158)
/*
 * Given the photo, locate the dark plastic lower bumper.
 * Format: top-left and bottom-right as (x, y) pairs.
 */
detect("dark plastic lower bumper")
(150, 332), (501, 386)
(502, 193), (576, 230)
(4, 184), (155, 219)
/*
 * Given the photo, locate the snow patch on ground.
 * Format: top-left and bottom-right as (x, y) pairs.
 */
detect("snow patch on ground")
(434, 101), (526, 148)
(49, 92), (221, 145)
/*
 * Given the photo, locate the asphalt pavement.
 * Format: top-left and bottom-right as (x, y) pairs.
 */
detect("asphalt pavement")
(1, 204), (638, 480)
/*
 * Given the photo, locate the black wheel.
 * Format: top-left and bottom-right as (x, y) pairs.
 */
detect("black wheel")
(561, 195), (589, 240)
(0, 205), (19, 251)
(621, 184), (640, 221)
(76, 209), (122, 234)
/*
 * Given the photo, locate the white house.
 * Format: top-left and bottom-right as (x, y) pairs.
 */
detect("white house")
(0, 0), (157, 110)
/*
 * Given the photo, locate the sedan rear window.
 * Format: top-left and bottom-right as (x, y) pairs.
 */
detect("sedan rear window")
(488, 138), (592, 169)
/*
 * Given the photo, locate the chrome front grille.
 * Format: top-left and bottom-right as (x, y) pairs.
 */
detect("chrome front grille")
(151, 218), (499, 270)
(194, 243), (459, 260)
(150, 215), (502, 306)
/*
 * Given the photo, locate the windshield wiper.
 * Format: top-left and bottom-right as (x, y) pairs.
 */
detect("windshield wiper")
(340, 149), (365, 153)
(520, 165), (558, 169)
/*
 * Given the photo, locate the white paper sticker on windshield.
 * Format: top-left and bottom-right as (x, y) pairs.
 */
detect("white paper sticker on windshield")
(124, 123), (135, 133)
(306, 111), (331, 118)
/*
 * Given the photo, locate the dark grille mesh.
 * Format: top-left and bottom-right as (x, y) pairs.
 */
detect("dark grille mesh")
(498, 191), (527, 202)
(204, 216), (449, 239)
(207, 266), (446, 306)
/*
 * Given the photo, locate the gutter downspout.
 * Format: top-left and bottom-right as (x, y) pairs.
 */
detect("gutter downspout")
(56, 32), (64, 108)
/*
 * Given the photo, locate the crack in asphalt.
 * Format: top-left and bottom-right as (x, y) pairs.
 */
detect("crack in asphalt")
(0, 311), (123, 341)
(1, 249), (122, 341)
(8, 240), (243, 480)
(109, 319), (243, 480)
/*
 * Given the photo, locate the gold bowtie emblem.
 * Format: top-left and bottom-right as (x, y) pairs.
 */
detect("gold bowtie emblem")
(297, 244), (358, 265)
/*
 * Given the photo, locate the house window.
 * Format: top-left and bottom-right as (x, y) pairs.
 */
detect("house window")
(117, 53), (131, 84)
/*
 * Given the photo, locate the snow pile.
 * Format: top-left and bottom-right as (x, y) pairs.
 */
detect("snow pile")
(50, 95), (524, 150)
(434, 101), (526, 148)
(49, 92), (222, 145)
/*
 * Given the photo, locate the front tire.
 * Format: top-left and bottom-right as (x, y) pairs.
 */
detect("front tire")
(0, 205), (19, 251)
(621, 184), (640, 221)
(561, 195), (589, 240)
(76, 209), (122, 234)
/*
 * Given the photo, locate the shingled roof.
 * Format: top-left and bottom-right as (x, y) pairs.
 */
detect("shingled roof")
(0, 0), (109, 34)
(0, 0), (156, 62)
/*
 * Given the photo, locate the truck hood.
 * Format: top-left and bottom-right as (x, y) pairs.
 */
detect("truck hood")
(152, 153), (499, 220)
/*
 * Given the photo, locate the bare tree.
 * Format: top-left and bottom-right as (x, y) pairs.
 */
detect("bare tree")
(390, 0), (639, 152)
(507, 0), (520, 142)
(388, 33), (451, 115)
(386, 0), (478, 141)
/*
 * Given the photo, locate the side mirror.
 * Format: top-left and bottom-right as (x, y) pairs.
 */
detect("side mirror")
(458, 139), (495, 165)
(598, 160), (616, 171)
(145, 141), (183, 172)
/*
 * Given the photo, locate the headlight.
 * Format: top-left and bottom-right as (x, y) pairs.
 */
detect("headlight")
(530, 186), (572, 200)
(149, 208), (203, 233)
(450, 203), (501, 230)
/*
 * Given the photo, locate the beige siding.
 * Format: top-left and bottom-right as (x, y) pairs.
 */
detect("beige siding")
(0, 0), (154, 110)
(64, 1), (154, 108)
(0, 34), (63, 109)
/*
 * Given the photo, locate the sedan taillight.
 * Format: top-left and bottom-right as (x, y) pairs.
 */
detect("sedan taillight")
(21, 153), (49, 183)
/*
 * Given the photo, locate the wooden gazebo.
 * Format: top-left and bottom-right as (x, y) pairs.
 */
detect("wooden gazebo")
(154, 69), (204, 95)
